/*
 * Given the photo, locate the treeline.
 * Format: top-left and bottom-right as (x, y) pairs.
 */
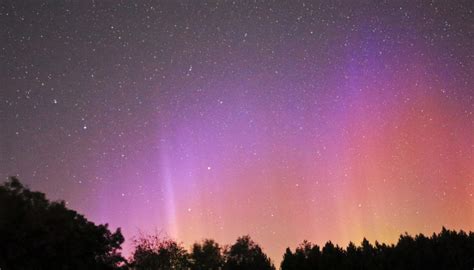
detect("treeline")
(130, 228), (474, 270)
(131, 234), (274, 270)
(1, 177), (473, 270)
(281, 229), (474, 270)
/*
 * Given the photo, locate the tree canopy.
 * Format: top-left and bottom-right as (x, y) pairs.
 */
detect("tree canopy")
(130, 234), (275, 270)
(0, 177), (126, 270)
(280, 228), (474, 270)
(130, 234), (189, 270)
(223, 235), (275, 270)
(190, 239), (224, 270)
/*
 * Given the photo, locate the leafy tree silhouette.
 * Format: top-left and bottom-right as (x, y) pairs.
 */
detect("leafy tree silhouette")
(293, 241), (321, 270)
(0, 177), (125, 270)
(320, 241), (344, 270)
(130, 233), (189, 270)
(281, 227), (474, 270)
(190, 239), (224, 270)
(281, 248), (296, 270)
(223, 235), (275, 270)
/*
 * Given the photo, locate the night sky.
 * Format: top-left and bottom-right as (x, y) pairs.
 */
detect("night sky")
(1, 0), (473, 263)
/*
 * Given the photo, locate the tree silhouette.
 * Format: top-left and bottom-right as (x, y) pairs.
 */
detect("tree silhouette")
(344, 241), (361, 270)
(281, 227), (474, 270)
(223, 235), (275, 270)
(130, 233), (189, 270)
(319, 241), (344, 270)
(281, 248), (296, 270)
(190, 239), (224, 270)
(0, 177), (125, 269)
(292, 241), (321, 270)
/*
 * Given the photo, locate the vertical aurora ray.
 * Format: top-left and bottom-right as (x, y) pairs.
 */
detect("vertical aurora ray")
(160, 145), (179, 239)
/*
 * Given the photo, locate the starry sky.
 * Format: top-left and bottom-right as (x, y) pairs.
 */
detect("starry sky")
(1, 0), (473, 263)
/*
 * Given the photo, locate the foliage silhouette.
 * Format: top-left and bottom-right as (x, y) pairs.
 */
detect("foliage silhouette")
(0, 177), (125, 270)
(281, 227), (474, 270)
(130, 234), (189, 270)
(131, 235), (275, 270)
(190, 239), (224, 270)
(223, 235), (275, 270)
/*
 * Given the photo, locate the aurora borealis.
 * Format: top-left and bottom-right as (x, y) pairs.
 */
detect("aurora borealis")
(1, 0), (473, 263)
